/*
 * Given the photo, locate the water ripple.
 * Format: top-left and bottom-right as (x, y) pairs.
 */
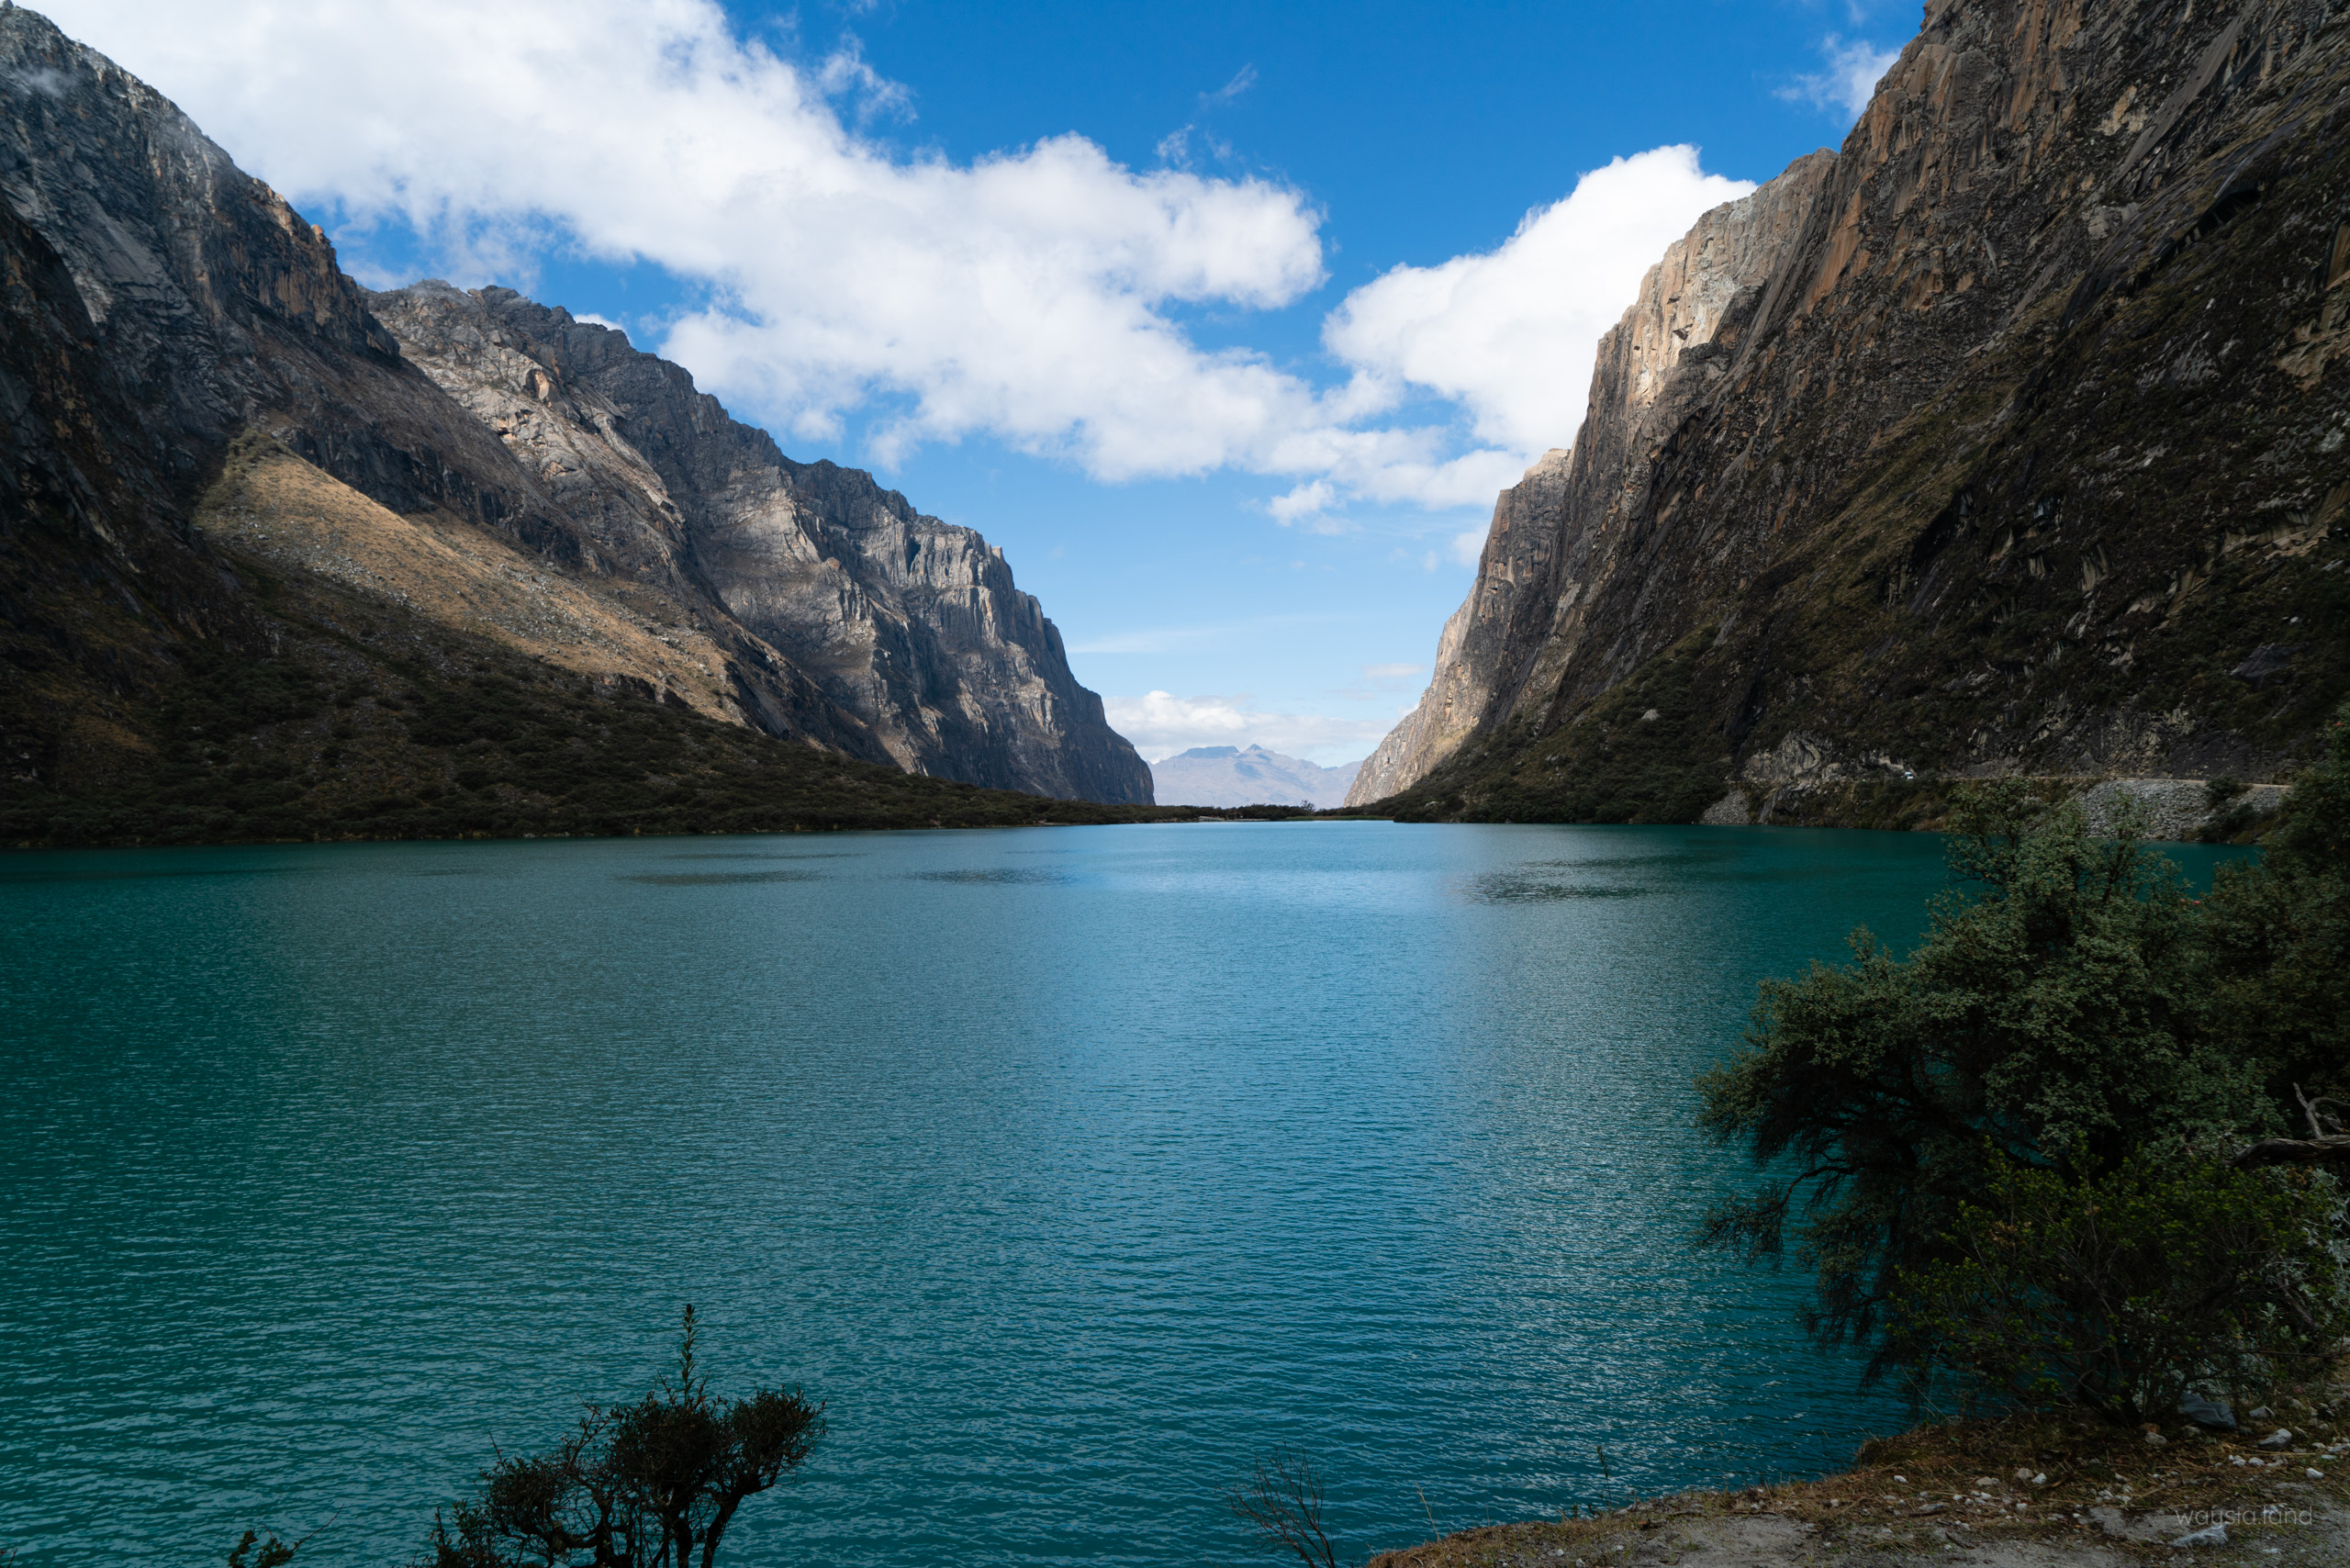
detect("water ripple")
(6, 825), (2255, 1567)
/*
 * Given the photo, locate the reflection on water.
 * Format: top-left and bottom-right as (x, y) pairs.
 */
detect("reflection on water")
(1513, 852), (1706, 871)
(907, 867), (1076, 885)
(1458, 873), (1659, 903)
(621, 869), (829, 886)
(664, 851), (869, 861)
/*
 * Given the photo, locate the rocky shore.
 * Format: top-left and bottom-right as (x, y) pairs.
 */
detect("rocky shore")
(1366, 1406), (2350, 1568)
(1684, 773), (2289, 841)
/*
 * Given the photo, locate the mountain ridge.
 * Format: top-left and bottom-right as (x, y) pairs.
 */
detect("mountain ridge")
(369, 281), (1151, 803)
(1351, 0), (2350, 823)
(1149, 745), (1362, 809)
(0, 2), (1153, 839)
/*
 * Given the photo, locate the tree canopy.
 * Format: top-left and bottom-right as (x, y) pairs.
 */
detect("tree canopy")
(1697, 711), (2350, 1406)
(422, 1307), (824, 1568)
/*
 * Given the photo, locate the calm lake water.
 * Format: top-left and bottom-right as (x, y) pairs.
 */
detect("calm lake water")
(0, 823), (2252, 1566)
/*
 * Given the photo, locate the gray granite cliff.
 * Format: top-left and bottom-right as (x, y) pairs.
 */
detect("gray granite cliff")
(0, 2), (1147, 806)
(1348, 157), (1835, 805)
(1355, 0), (2350, 821)
(370, 284), (1151, 804)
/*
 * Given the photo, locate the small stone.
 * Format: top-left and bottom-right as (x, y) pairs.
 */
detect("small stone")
(2013, 1467), (2033, 1483)
(2171, 1522), (2228, 1548)
(2259, 1428), (2294, 1450)
(2308, 1468), (2326, 1480)
(2143, 1431), (2168, 1446)
(2250, 1406), (2275, 1421)
(2180, 1391), (2238, 1431)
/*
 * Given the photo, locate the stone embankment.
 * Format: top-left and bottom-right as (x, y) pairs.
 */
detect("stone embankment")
(1692, 775), (2288, 841)
(2071, 779), (2290, 841)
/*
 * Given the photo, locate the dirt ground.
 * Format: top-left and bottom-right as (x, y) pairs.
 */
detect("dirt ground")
(1362, 1405), (2350, 1568)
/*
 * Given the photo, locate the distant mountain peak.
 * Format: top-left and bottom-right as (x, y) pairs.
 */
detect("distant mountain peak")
(1150, 745), (1363, 809)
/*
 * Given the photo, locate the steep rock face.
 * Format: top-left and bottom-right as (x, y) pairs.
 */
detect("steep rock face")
(0, 4), (579, 550)
(0, 3), (1147, 810)
(1350, 449), (1574, 803)
(1361, 0), (2350, 821)
(0, 1), (876, 770)
(1349, 162), (1838, 808)
(1349, 155), (1838, 805)
(371, 284), (1154, 805)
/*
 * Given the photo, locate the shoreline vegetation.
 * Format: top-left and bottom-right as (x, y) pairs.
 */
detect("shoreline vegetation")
(0, 589), (1319, 849)
(2, 538), (2303, 850)
(0, 770), (2275, 850)
(1267, 711), (2350, 1568)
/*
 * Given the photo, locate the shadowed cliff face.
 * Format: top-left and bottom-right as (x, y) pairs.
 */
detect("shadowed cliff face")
(1350, 450), (1575, 805)
(0, 1), (877, 774)
(1348, 159), (1835, 805)
(1358, 0), (2350, 821)
(371, 284), (1153, 805)
(0, 2), (1149, 812)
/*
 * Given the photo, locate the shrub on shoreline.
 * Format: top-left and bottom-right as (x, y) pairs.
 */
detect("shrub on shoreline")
(1699, 705), (2350, 1417)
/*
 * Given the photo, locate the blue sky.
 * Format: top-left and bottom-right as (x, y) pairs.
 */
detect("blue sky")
(50, 0), (1913, 762)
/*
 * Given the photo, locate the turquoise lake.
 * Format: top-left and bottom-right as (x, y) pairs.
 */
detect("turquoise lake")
(0, 823), (2253, 1565)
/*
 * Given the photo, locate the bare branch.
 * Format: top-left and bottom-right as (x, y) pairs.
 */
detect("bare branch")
(2232, 1134), (2350, 1169)
(2290, 1082), (2348, 1139)
(1226, 1446), (1339, 1568)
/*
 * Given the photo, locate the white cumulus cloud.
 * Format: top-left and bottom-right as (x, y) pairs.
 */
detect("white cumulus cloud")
(1267, 479), (1337, 526)
(39, 0), (1752, 514)
(1325, 147), (1754, 458)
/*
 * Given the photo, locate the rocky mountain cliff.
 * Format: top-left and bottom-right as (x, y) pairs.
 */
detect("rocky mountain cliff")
(370, 284), (1149, 804)
(1352, 0), (2350, 823)
(0, 1), (1149, 836)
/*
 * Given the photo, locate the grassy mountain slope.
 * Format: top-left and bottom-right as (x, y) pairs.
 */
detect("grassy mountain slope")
(2, 522), (1201, 846)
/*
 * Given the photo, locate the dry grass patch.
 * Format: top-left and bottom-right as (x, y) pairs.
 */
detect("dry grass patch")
(196, 431), (743, 722)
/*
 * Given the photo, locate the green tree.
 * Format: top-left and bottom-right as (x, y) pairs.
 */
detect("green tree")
(1888, 1148), (2348, 1422)
(1695, 785), (2266, 1363)
(1699, 710), (2350, 1411)
(2198, 711), (2350, 1157)
(228, 1531), (298, 1568)
(422, 1307), (824, 1568)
